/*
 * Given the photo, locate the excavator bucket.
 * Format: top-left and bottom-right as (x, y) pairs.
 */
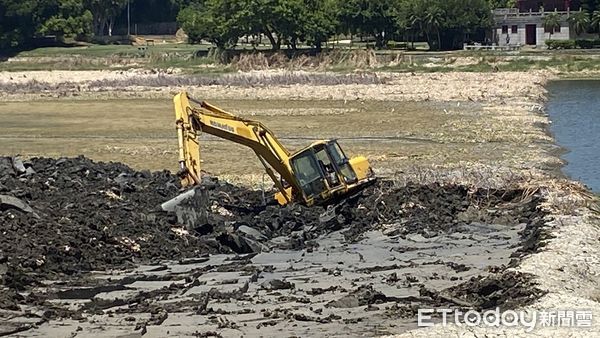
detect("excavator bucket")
(161, 187), (209, 230)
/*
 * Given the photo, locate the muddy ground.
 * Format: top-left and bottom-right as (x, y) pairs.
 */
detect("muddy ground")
(0, 156), (548, 337)
(2, 69), (597, 337)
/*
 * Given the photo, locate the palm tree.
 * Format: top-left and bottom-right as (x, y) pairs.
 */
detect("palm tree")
(568, 11), (590, 37)
(592, 10), (600, 38)
(423, 6), (444, 51)
(407, 1), (425, 49)
(542, 12), (561, 40)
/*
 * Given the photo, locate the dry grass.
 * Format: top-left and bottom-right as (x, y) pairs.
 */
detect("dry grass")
(0, 71), (387, 94)
(0, 90), (556, 188)
(231, 49), (380, 71)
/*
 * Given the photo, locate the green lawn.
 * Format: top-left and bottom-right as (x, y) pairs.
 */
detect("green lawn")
(18, 43), (207, 57)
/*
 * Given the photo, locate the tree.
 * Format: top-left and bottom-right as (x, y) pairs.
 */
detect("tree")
(179, 0), (337, 52)
(240, 0), (311, 51)
(0, 0), (54, 49)
(567, 11), (590, 36)
(581, 0), (599, 15)
(40, 0), (93, 40)
(592, 10), (600, 37)
(337, 0), (402, 49)
(86, 0), (128, 36)
(404, 0), (491, 51)
(487, 0), (517, 9)
(423, 5), (444, 51)
(177, 0), (244, 49)
(0, 0), (92, 49)
(302, 0), (338, 51)
(542, 12), (561, 39)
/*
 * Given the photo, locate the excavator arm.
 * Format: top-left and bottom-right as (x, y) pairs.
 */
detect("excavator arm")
(174, 92), (299, 204)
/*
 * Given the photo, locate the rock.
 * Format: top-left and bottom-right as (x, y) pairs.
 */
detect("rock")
(0, 154), (547, 322)
(114, 173), (135, 192)
(327, 285), (387, 308)
(148, 308), (168, 326)
(327, 295), (360, 308)
(237, 225), (267, 241)
(365, 304), (380, 311)
(0, 195), (37, 216)
(217, 233), (265, 254)
(11, 157), (27, 175)
(116, 333), (143, 338)
(161, 188), (198, 212)
(0, 158), (14, 177)
(261, 279), (294, 291)
(0, 287), (23, 311)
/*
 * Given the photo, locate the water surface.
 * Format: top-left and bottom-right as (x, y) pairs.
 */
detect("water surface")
(547, 80), (600, 192)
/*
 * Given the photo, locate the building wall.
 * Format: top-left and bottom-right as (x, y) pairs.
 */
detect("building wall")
(495, 24), (570, 46)
(494, 11), (574, 47)
(541, 25), (570, 42)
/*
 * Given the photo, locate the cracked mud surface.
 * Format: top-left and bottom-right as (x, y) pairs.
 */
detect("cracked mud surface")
(0, 156), (547, 337)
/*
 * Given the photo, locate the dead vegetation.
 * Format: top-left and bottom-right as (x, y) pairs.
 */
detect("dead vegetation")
(231, 49), (380, 71)
(0, 71), (387, 93)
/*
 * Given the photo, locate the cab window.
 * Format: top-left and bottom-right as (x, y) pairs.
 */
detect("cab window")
(291, 151), (320, 185)
(291, 150), (326, 197)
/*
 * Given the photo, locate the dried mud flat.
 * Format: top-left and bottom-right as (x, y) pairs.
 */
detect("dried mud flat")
(0, 156), (548, 337)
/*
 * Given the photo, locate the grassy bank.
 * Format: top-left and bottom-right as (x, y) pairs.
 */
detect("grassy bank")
(3, 44), (600, 75)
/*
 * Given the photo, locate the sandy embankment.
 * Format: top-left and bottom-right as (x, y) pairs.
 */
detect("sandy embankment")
(1, 69), (598, 336)
(0, 69), (550, 102)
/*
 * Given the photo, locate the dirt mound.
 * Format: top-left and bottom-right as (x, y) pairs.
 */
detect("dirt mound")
(186, 179), (547, 254)
(0, 156), (547, 294)
(0, 156), (218, 286)
(444, 271), (547, 310)
(0, 157), (553, 336)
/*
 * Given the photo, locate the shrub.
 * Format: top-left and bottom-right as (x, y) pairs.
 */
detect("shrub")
(575, 39), (600, 49)
(545, 39), (576, 49)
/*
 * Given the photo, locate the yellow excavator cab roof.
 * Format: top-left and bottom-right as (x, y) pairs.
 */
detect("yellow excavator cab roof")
(290, 140), (332, 158)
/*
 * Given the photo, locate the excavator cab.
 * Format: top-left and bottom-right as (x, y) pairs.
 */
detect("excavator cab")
(286, 140), (375, 206)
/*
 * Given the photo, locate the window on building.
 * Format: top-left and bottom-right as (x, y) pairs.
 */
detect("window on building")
(511, 25), (518, 34)
(544, 25), (561, 33)
(502, 25), (508, 34)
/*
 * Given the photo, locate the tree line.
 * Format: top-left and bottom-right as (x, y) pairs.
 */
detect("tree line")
(176, 0), (495, 51)
(9, 0), (595, 52)
(0, 0), (180, 50)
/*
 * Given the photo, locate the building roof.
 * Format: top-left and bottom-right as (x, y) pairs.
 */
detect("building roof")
(517, 0), (581, 12)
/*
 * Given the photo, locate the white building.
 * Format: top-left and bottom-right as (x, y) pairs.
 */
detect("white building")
(493, 8), (573, 47)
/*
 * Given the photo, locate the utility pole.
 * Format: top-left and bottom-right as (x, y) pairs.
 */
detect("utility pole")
(127, 0), (131, 36)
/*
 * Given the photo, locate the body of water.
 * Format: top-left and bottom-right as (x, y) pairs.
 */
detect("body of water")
(547, 80), (600, 192)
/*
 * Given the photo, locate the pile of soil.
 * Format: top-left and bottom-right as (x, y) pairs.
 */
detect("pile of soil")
(444, 271), (547, 310)
(191, 179), (547, 255)
(0, 156), (216, 284)
(0, 156), (546, 290)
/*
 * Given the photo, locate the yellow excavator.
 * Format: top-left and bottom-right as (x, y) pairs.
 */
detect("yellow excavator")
(169, 91), (375, 208)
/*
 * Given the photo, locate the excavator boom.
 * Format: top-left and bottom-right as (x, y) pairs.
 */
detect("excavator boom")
(175, 92), (298, 203)
(172, 91), (375, 207)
